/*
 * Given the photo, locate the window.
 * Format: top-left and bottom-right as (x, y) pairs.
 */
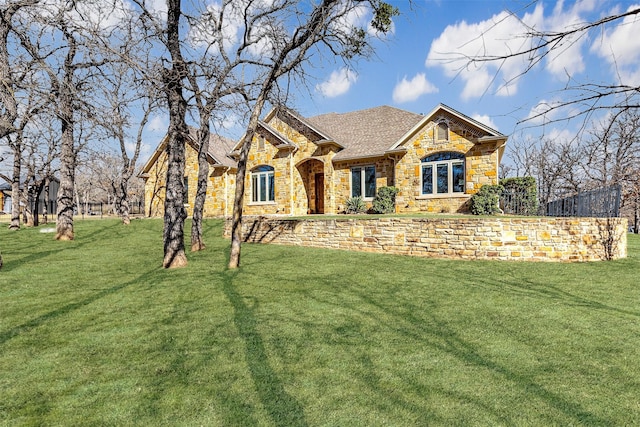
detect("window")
(351, 166), (376, 199)
(436, 121), (449, 141)
(257, 135), (265, 151)
(421, 152), (465, 195)
(251, 165), (275, 203)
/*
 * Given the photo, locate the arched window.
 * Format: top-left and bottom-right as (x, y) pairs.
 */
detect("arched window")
(436, 121), (449, 141)
(251, 165), (275, 202)
(421, 152), (465, 195)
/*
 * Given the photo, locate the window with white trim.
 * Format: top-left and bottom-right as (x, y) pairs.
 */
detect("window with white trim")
(251, 165), (275, 202)
(351, 165), (376, 199)
(421, 152), (465, 195)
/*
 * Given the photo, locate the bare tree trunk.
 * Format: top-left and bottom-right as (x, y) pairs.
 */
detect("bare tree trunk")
(161, 0), (188, 268)
(32, 180), (44, 227)
(229, 99), (264, 268)
(43, 177), (49, 224)
(191, 125), (209, 251)
(119, 182), (131, 225)
(56, 114), (76, 240)
(55, 28), (77, 241)
(635, 195), (639, 234)
(9, 148), (21, 229)
(24, 188), (34, 227)
(162, 117), (188, 267)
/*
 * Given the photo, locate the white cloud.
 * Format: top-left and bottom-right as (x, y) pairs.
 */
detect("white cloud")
(35, 0), (134, 32)
(546, 128), (575, 144)
(145, 0), (167, 22)
(147, 115), (167, 132)
(590, 3), (640, 86)
(526, 99), (563, 125)
(330, 2), (395, 40)
(471, 114), (498, 131)
(188, 1), (242, 50)
(392, 73), (438, 103)
(316, 68), (358, 98)
(332, 3), (370, 34)
(426, 0), (597, 100)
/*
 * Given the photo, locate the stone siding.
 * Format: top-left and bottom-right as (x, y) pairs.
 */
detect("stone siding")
(394, 111), (502, 214)
(224, 216), (628, 262)
(142, 142), (234, 217)
(242, 109), (505, 217)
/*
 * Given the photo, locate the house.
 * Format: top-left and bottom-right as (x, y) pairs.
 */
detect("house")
(0, 178), (59, 216)
(141, 104), (507, 217)
(139, 128), (238, 217)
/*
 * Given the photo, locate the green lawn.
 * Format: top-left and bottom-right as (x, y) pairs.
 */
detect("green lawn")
(1, 219), (639, 426)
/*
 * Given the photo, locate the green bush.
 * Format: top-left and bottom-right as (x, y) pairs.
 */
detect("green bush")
(499, 176), (538, 215)
(345, 196), (366, 214)
(372, 186), (399, 214)
(470, 184), (504, 215)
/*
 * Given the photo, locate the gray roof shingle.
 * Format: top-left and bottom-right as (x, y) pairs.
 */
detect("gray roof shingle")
(187, 128), (237, 168)
(305, 105), (424, 161)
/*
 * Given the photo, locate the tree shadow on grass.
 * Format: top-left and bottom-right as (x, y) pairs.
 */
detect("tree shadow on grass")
(0, 268), (158, 346)
(0, 220), (122, 273)
(473, 271), (640, 319)
(347, 286), (612, 426)
(220, 270), (308, 427)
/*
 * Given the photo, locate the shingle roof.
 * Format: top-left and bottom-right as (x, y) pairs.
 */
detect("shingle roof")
(305, 105), (424, 161)
(186, 128), (237, 168)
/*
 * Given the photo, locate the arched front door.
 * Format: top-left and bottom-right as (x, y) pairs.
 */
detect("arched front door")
(296, 158), (325, 214)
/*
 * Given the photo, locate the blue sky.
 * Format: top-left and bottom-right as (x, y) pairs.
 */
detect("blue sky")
(141, 0), (640, 163)
(254, 0), (639, 150)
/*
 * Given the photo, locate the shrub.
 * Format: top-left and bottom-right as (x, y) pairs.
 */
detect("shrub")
(345, 196), (366, 214)
(499, 177), (538, 215)
(372, 186), (399, 214)
(470, 184), (504, 215)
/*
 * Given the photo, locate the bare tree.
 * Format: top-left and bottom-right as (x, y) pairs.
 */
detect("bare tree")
(98, 61), (156, 225)
(14, 0), (131, 240)
(507, 136), (583, 208)
(581, 109), (640, 229)
(444, 4), (640, 127)
(0, 0), (43, 230)
(131, 0), (397, 268)
(225, 0), (398, 268)
(582, 110), (640, 188)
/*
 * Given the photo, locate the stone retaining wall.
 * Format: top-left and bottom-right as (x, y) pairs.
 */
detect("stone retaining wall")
(224, 216), (628, 262)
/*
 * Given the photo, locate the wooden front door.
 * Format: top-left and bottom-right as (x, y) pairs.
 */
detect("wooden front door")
(315, 173), (324, 214)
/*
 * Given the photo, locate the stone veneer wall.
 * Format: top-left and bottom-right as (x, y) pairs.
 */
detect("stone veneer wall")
(143, 142), (235, 218)
(224, 216), (628, 262)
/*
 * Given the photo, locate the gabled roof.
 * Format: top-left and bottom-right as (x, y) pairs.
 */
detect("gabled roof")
(390, 103), (506, 151)
(305, 106), (424, 161)
(188, 128), (237, 169)
(139, 128), (237, 177)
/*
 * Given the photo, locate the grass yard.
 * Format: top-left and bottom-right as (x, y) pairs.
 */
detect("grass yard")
(0, 218), (639, 426)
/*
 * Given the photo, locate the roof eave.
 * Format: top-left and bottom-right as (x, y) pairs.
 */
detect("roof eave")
(283, 109), (334, 141)
(476, 135), (508, 143)
(384, 147), (408, 155)
(389, 103), (505, 151)
(332, 152), (386, 163)
(316, 139), (344, 149)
